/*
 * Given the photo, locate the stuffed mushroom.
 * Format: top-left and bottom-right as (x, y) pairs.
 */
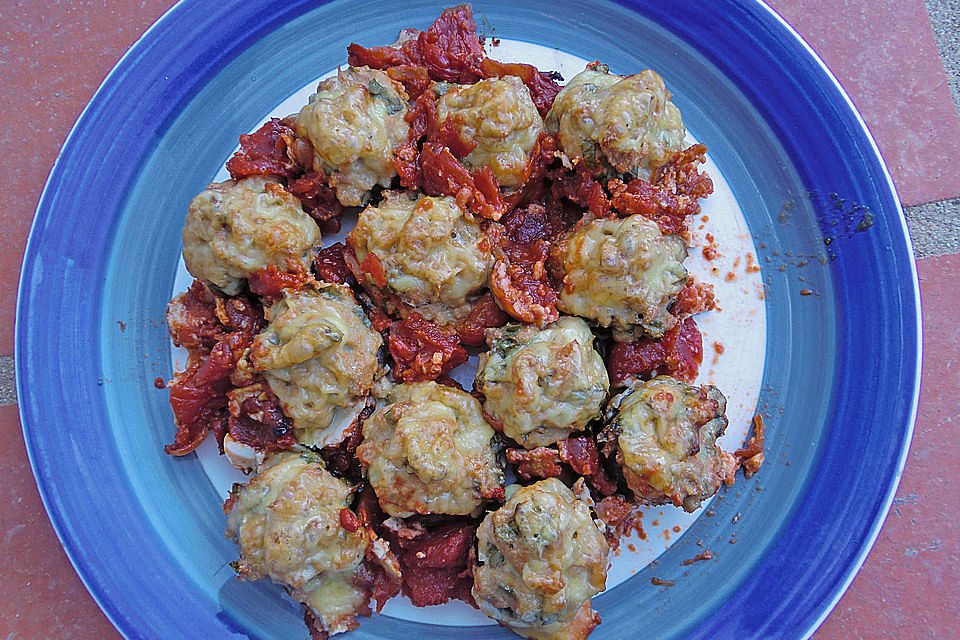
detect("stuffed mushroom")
(348, 191), (494, 325)
(356, 380), (505, 517)
(472, 478), (610, 640)
(552, 214), (687, 340)
(476, 317), (609, 448)
(436, 76), (545, 187)
(224, 452), (370, 637)
(182, 176), (321, 296)
(292, 66), (410, 206)
(602, 376), (732, 512)
(546, 65), (685, 180)
(247, 281), (385, 446)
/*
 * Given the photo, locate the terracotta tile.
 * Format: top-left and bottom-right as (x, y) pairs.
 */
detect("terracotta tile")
(0, 0), (176, 355)
(815, 253), (960, 638)
(768, 0), (960, 207)
(0, 404), (121, 638)
(3, 4), (958, 635)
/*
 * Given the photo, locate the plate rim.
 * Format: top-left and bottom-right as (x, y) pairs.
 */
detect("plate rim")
(750, 2), (921, 637)
(15, 0), (922, 638)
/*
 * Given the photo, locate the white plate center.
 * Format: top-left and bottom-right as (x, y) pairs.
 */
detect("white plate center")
(169, 38), (766, 627)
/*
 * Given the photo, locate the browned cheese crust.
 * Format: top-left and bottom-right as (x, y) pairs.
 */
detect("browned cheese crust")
(247, 282), (385, 446)
(349, 191), (495, 325)
(546, 66), (685, 180)
(356, 381), (505, 517)
(603, 376), (731, 512)
(472, 479), (609, 639)
(476, 317), (609, 448)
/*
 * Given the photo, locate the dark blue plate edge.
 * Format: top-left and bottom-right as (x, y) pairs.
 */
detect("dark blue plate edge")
(631, 0), (921, 635)
(15, 2), (187, 638)
(14, 1), (255, 637)
(14, 0), (923, 639)
(750, 3), (922, 637)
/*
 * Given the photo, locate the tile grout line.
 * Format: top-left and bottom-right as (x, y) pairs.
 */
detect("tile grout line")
(913, 1), (960, 260)
(924, 0), (960, 122)
(904, 196), (960, 259)
(0, 355), (16, 407)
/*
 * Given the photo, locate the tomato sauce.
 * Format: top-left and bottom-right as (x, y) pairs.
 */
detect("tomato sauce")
(607, 317), (704, 386)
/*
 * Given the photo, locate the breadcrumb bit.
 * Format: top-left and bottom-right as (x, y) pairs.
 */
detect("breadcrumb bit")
(681, 549), (714, 565)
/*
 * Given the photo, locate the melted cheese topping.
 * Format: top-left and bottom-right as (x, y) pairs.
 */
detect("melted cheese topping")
(182, 176), (320, 295)
(547, 67), (685, 180)
(225, 453), (370, 635)
(477, 317), (609, 448)
(248, 282), (384, 445)
(293, 66), (410, 206)
(553, 214), (687, 340)
(349, 191), (494, 324)
(472, 479), (609, 635)
(357, 381), (504, 517)
(605, 376), (729, 512)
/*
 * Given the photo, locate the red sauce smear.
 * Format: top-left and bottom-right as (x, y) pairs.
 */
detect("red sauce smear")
(388, 313), (468, 383)
(506, 447), (564, 480)
(608, 316), (704, 386)
(319, 410), (369, 484)
(550, 143), (714, 235)
(339, 508), (361, 533)
(347, 5), (562, 116)
(396, 520), (477, 607)
(452, 291), (509, 346)
(226, 118), (304, 180)
(733, 414), (766, 478)
(225, 117), (343, 233)
(347, 5), (485, 85)
(288, 170), (344, 234)
(226, 383), (297, 454)
(490, 239), (559, 326)
(247, 261), (313, 305)
(673, 277), (717, 318)
(313, 242), (355, 286)
(165, 283), (266, 455)
(595, 495), (645, 547)
(478, 57), (562, 117)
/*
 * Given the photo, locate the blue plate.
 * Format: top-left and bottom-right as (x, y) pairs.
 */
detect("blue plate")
(17, 1), (921, 638)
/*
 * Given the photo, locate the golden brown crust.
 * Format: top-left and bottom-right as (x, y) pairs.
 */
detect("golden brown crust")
(437, 76), (545, 187)
(348, 191), (494, 325)
(225, 453), (370, 636)
(182, 177), (320, 295)
(356, 381), (505, 517)
(513, 600), (601, 640)
(546, 66), (685, 180)
(552, 215), (688, 340)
